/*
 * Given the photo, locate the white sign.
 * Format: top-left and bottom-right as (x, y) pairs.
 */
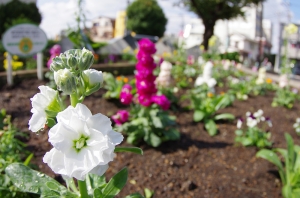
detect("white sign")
(2, 23), (47, 57)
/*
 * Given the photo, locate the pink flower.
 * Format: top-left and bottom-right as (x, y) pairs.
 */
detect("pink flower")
(187, 55), (195, 65)
(135, 69), (156, 81)
(120, 84), (133, 105)
(47, 44), (61, 68)
(136, 51), (155, 66)
(152, 95), (170, 110)
(112, 110), (129, 125)
(136, 79), (157, 95)
(138, 39), (156, 54)
(138, 94), (153, 107)
(121, 84), (132, 92)
(136, 62), (156, 71)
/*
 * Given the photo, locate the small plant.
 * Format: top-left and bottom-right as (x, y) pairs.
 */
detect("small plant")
(272, 87), (299, 109)
(187, 85), (235, 136)
(293, 118), (300, 135)
(257, 133), (300, 198)
(235, 110), (272, 148)
(103, 72), (134, 99)
(228, 76), (253, 100)
(0, 109), (33, 197)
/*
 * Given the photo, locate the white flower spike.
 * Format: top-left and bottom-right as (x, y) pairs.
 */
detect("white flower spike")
(43, 103), (123, 181)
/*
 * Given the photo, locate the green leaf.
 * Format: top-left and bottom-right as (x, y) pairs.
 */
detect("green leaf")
(94, 188), (103, 197)
(102, 167), (128, 198)
(5, 163), (76, 197)
(114, 147), (143, 155)
(285, 133), (295, 173)
(235, 130), (243, 136)
(152, 116), (163, 128)
(144, 188), (154, 198)
(214, 113), (235, 120)
(204, 119), (218, 136)
(193, 110), (205, 122)
(256, 149), (286, 184)
(23, 153), (34, 166)
(145, 132), (162, 147)
(164, 128), (180, 140)
(125, 193), (144, 198)
(46, 118), (56, 128)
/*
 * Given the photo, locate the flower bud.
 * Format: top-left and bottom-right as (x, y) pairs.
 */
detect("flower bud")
(50, 57), (65, 72)
(82, 69), (103, 95)
(79, 48), (94, 70)
(54, 69), (77, 95)
(67, 54), (78, 69)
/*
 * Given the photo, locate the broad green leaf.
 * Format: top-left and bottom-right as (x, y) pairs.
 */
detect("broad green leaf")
(214, 113), (235, 120)
(193, 110), (205, 122)
(46, 118), (56, 128)
(94, 188), (103, 198)
(125, 193), (144, 198)
(285, 133), (295, 173)
(256, 149), (286, 184)
(5, 163), (76, 197)
(114, 147), (143, 155)
(164, 128), (180, 140)
(102, 167), (128, 198)
(145, 132), (162, 147)
(204, 119), (218, 136)
(235, 130), (243, 136)
(282, 184), (292, 198)
(152, 116), (163, 128)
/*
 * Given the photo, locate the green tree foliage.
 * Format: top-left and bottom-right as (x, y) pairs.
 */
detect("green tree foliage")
(0, 0), (42, 38)
(182, 0), (264, 50)
(126, 0), (167, 38)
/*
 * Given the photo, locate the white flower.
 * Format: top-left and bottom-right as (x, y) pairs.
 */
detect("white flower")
(247, 117), (257, 128)
(83, 69), (103, 86)
(237, 119), (243, 129)
(43, 103), (123, 181)
(296, 118), (300, 123)
(28, 86), (58, 132)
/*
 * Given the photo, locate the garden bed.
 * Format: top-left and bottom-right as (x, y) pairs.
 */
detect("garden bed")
(1, 77), (300, 198)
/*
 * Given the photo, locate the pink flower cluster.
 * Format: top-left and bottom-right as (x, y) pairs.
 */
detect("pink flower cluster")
(47, 44), (61, 68)
(135, 38), (170, 110)
(120, 84), (133, 105)
(111, 110), (129, 125)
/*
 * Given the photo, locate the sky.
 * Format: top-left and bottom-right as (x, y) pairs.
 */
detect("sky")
(36, 0), (300, 53)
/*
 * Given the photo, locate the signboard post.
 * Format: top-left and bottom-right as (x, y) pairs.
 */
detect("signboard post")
(2, 23), (47, 84)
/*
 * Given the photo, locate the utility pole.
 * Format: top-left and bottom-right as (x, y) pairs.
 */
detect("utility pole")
(258, 2), (263, 68)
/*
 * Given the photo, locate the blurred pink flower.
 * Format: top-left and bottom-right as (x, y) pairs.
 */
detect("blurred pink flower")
(138, 38), (156, 54)
(120, 84), (133, 105)
(152, 95), (170, 110)
(47, 44), (61, 68)
(136, 79), (157, 95)
(138, 94), (153, 107)
(112, 110), (129, 125)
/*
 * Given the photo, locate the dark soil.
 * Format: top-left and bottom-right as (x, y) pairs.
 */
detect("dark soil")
(1, 78), (300, 198)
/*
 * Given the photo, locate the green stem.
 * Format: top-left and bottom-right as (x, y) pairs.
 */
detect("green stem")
(78, 180), (89, 198)
(70, 93), (79, 107)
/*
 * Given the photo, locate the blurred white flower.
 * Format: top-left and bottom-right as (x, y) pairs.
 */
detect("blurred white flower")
(28, 86), (58, 132)
(83, 69), (103, 87)
(195, 61), (216, 88)
(247, 117), (257, 128)
(237, 118), (243, 129)
(43, 103), (123, 181)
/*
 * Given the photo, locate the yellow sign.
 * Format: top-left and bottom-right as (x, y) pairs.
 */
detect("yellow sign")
(114, 11), (126, 38)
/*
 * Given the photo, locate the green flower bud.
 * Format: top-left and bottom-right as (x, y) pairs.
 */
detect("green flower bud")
(82, 69), (103, 95)
(50, 57), (65, 72)
(54, 69), (77, 95)
(67, 54), (78, 69)
(79, 48), (94, 70)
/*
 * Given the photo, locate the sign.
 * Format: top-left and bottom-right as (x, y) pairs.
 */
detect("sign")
(2, 23), (47, 57)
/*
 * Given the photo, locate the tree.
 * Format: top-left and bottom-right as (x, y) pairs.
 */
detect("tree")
(0, 0), (42, 38)
(182, 0), (264, 50)
(126, 0), (167, 38)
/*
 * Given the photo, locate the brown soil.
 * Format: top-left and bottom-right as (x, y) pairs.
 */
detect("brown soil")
(1, 78), (300, 198)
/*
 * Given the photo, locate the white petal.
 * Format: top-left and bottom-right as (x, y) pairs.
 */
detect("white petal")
(107, 130), (124, 145)
(43, 148), (67, 176)
(87, 114), (112, 135)
(89, 164), (109, 177)
(28, 111), (47, 132)
(75, 103), (92, 119)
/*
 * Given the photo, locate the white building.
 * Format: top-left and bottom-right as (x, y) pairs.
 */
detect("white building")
(180, 5), (272, 63)
(89, 17), (115, 43)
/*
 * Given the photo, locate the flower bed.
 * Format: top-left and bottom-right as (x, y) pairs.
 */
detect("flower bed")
(1, 75), (300, 197)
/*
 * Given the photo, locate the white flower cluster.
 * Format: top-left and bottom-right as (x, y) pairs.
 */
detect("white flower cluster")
(256, 67), (266, 85)
(28, 48), (123, 181)
(156, 61), (172, 87)
(293, 118), (300, 134)
(195, 61), (217, 88)
(237, 109), (272, 128)
(279, 74), (289, 88)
